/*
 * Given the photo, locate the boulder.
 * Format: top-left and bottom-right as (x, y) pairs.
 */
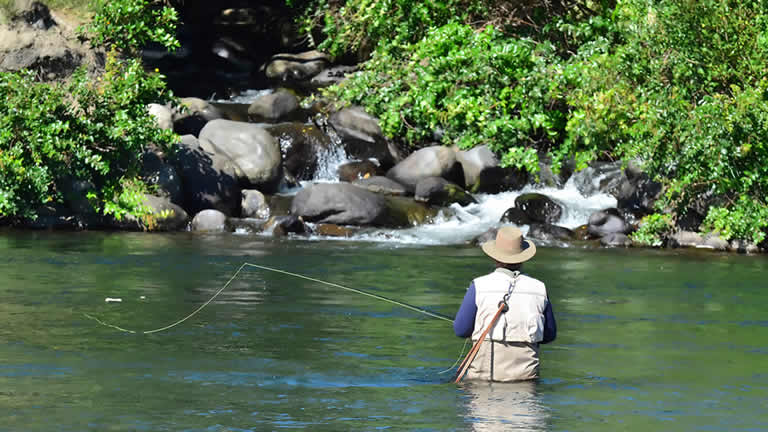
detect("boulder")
(198, 119), (283, 192)
(703, 234), (728, 251)
(456, 145), (528, 193)
(191, 209), (228, 232)
(309, 65), (357, 88)
(241, 189), (270, 219)
(170, 135), (240, 216)
(527, 223), (574, 242)
(668, 231), (705, 248)
(382, 196), (439, 227)
(147, 103), (173, 130)
(173, 97), (225, 136)
(264, 50), (330, 82)
(136, 195), (189, 231)
(141, 150), (183, 204)
(414, 177), (476, 207)
(616, 161), (663, 217)
(386, 146), (464, 192)
(329, 106), (396, 168)
(500, 207), (531, 226)
(247, 90), (301, 123)
(265, 123), (335, 180)
(587, 209), (630, 238)
(59, 177), (97, 215)
(291, 183), (387, 226)
(571, 161), (625, 197)
(352, 176), (408, 196)
(600, 233), (632, 247)
(19, 204), (79, 230)
(514, 193), (563, 224)
(338, 160), (382, 182)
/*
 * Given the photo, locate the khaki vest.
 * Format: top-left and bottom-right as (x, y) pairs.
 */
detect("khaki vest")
(471, 268), (548, 343)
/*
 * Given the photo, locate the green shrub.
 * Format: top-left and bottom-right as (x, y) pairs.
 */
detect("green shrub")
(327, 23), (568, 172)
(629, 213), (673, 247)
(81, 0), (179, 53)
(0, 52), (177, 221)
(702, 197), (768, 244)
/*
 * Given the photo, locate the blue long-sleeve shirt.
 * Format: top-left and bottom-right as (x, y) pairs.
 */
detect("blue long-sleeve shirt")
(453, 282), (557, 344)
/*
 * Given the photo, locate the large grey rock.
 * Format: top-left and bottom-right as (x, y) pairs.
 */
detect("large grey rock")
(199, 119), (283, 192)
(414, 177), (476, 207)
(241, 189), (270, 219)
(587, 209), (630, 238)
(170, 135), (240, 215)
(247, 90), (300, 123)
(309, 65), (357, 88)
(728, 239), (760, 254)
(382, 195), (439, 227)
(456, 145), (527, 193)
(668, 231), (705, 248)
(141, 150), (182, 204)
(173, 97), (225, 136)
(191, 209), (228, 232)
(329, 106), (395, 168)
(386, 146), (463, 192)
(291, 183), (387, 226)
(352, 176), (408, 196)
(703, 234), (728, 251)
(264, 50), (330, 81)
(514, 193), (563, 224)
(265, 122), (335, 180)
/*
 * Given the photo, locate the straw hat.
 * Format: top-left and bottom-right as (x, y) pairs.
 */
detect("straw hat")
(481, 226), (536, 264)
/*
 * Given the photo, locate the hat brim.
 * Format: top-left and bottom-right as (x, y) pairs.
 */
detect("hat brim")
(481, 238), (537, 264)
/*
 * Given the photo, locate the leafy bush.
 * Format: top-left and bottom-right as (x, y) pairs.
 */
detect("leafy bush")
(327, 23), (568, 172)
(629, 213), (673, 247)
(702, 197), (768, 244)
(82, 0), (179, 53)
(0, 52), (177, 221)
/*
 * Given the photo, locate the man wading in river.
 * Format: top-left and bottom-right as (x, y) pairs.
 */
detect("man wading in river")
(454, 226), (557, 382)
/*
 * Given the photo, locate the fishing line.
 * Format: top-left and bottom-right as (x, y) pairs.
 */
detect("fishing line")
(84, 262), (454, 334)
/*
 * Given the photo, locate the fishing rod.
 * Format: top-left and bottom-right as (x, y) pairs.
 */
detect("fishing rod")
(85, 262), (455, 335)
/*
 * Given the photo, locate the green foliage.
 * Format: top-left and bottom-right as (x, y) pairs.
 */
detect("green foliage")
(0, 51), (177, 221)
(328, 23), (568, 172)
(629, 213), (673, 247)
(82, 0), (179, 53)
(702, 197), (768, 244)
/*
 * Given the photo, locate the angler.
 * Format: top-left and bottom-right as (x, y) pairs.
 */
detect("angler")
(453, 226), (557, 382)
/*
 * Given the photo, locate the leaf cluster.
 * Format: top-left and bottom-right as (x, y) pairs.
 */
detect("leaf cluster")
(0, 52), (177, 221)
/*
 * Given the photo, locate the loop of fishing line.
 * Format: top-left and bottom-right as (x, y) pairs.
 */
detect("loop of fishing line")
(84, 262), (454, 335)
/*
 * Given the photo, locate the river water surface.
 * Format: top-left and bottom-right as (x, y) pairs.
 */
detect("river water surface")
(1, 231), (767, 431)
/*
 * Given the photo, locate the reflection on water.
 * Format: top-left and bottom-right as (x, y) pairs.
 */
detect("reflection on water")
(463, 381), (550, 431)
(0, 231), (767, 431)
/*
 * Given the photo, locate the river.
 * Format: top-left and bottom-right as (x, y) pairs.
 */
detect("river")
(1, 231), (766, 431)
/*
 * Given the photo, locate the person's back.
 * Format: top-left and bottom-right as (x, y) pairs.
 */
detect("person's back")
(454, 226), (556, 382)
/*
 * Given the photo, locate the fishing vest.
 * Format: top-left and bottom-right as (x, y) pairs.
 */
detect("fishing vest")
(471, 268), (548, 343)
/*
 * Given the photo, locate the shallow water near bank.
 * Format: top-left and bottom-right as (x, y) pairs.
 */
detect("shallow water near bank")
(1, 231), (767, 431)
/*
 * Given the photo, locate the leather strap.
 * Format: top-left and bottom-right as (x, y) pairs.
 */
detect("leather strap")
(454, 303), (507, 383)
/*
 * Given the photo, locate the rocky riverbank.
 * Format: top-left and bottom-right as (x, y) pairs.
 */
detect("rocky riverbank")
(1, 2), (764, 254)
